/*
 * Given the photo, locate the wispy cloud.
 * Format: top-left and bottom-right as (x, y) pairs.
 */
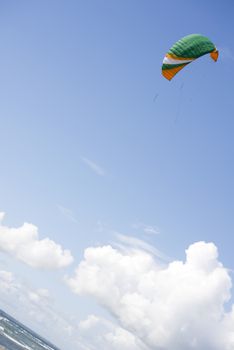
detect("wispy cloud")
(132, 221), (160, 235)
(57, 205), (78, 224)
(81, 157), (105, 176)
(114, 233), (169, 262)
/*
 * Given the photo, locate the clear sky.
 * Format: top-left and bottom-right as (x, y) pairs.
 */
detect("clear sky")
(0, 1), (234, 349)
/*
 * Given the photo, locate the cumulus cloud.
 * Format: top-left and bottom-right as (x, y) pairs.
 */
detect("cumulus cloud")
(66, 241), (234, 350)
(78, 314), (147, 350)
(0, 267), (144, 350)
(103, 327), (144, 350)
(78, 314), (100, 331)
(0, 213), (73, 269)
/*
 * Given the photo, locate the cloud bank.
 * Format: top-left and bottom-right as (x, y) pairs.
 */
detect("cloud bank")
(0, 213), (73, 269)
(67, 241), (234, 350)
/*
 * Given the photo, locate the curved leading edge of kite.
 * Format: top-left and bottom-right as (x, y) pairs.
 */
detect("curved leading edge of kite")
(162, 34), (218, 81)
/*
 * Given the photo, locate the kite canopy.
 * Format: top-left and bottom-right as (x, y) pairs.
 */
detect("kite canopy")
(162, 34), (219, 80)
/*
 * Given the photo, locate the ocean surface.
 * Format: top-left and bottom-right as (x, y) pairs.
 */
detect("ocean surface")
(0, 310), (60, 350)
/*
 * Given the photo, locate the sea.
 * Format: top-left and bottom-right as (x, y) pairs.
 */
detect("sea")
(0, 309), (60, 350)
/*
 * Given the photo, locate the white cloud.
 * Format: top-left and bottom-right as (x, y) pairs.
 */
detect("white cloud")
(0, 267), (146, 350)
(103, 327), (145, 350)
(0, 214), (73, 269)
(0, 270), (14, 291)
(27, 288), (50, 304)
(78, 314), (147, 350)
(81, 157), (105, 176)
(66, 240), (234, 350)
(0, 212), (5, 223)
(78, 314), (100, 331)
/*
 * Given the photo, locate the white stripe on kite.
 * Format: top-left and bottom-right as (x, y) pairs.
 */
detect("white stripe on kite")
(163, 56), (194, 65)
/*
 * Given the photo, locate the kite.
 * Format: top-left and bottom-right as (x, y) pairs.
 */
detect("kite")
(162, 34), (218, 80)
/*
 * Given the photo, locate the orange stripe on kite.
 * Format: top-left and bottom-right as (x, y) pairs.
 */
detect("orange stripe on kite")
(162, 64), (187, 81)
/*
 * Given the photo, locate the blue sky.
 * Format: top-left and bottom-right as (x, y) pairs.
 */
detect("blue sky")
(0, 1), (234, 349)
